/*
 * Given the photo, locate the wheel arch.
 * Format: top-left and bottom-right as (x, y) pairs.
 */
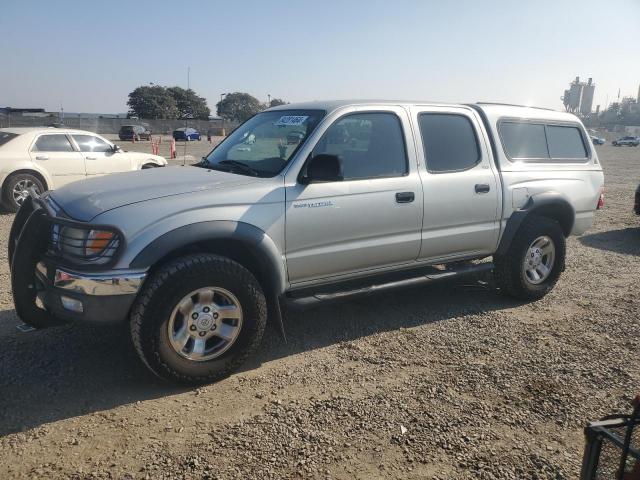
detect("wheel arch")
(130, 221), (287, 298)
(496, 192), (575, 256)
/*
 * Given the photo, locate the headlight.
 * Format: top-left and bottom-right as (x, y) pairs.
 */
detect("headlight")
(54, 225), (119, 260)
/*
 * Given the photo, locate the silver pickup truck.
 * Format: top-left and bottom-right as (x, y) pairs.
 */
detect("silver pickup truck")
(9, 101), (605, 384)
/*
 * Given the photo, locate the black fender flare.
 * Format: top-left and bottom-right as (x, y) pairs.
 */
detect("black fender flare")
(495, 192), (575, 256)
(130, 220), (287, 296)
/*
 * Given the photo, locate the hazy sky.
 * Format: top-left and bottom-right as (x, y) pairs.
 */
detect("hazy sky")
(2, 0), (639, 113)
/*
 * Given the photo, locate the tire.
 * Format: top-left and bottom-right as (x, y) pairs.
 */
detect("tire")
(130, 254), (267, 385)
(141, 163), (158, 169)
(2, 173), (45, 213)
(493, 215), (566, 301)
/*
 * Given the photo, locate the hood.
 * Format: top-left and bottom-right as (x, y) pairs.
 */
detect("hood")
(49, 166), (261, 222)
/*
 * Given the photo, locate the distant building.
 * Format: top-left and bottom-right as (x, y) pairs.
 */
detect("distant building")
(561, 76), (595, 115)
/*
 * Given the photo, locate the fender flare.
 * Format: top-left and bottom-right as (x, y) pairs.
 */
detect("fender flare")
(495, 192), (575, 256)
(129, 220), (287, 296)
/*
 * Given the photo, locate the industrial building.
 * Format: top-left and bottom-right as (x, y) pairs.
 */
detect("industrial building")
(562, 76), (595, 115)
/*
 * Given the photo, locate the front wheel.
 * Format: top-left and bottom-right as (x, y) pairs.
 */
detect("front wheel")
(130, 254), (267, 385)
(494, 216), (566, 300)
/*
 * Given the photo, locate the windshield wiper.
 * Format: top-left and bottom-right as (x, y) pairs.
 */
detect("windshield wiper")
(218, 160), (260, 177)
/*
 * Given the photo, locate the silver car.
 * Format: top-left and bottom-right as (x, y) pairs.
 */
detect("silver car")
(9, 100), (604, 384)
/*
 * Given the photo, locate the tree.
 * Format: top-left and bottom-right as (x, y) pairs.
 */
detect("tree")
(216, 92), (264, 122)
(166, 86), (211, 120)
(269, 98), (287, 107)
(127, 86), (178, 119)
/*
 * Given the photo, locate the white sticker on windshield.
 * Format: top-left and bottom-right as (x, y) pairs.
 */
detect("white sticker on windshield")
(274, 115), (308, 127)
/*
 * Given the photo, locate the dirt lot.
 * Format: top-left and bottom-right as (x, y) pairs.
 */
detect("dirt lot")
(0, 145), (638, 479)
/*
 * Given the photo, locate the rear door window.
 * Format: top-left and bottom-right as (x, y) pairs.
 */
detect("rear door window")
(32, 134), (74, 152)
(418, 113), (480, 172)
(546, 125), (587, 159)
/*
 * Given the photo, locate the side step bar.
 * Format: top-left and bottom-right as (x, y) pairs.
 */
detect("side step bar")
(285, 262), (493, 308)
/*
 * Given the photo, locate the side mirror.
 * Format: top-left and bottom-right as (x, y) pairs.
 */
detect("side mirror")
(111, 144), (121, 153)
(302, 154), (343, 184)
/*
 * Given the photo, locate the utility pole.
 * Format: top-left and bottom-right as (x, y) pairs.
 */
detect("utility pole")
(220, 92), (228, 136)
(183, 66), (190, 165)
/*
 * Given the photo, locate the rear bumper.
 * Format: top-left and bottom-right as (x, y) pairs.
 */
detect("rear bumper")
(34, 262), (146, 324)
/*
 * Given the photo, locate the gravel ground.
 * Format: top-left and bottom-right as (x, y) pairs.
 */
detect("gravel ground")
(0, 145), (638, 479)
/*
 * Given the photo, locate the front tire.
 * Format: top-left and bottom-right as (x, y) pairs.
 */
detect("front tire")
(494, 216), (566, 300)
(2, 173), (45, 212)
(130, 254), (267, 385)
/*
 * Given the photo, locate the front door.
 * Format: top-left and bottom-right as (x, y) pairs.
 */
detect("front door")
(411, 106), (500, 261)
(71, 134), (131, 176)
(285, 108), (424, 285)
(29, 133), (85, 188)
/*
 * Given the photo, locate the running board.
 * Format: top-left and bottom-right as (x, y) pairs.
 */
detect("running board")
(285, 262), (493, 308)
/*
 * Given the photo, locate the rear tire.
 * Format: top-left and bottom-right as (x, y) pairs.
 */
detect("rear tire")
(130, 254), (267, 385)
(494, 216), (565, 300)
(2, 173), (45, 213)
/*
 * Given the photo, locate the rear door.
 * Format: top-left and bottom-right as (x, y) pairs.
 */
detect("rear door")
(72, 134), (132, 176)
(411, 106), (500, 261)
(285, 107), (424, 284)
(29, 133), (85, 188)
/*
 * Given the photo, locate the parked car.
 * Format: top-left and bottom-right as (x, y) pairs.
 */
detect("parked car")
(118, 125), (152, 141)
(590, 135), (605, 145)
(10, 101), (604, 385)
(173, 127), (201, 141)
(0, 127), (167, 211)
(612, 136), (640, 147)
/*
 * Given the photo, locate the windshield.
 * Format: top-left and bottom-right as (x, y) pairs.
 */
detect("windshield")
(0, 132), (18, 147)
(202, 109), (325, 177)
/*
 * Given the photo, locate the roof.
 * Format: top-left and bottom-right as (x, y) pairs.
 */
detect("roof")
(267, 99), (454, 112)
(0, 126), (102, 136)
(267, 99), (579, 123)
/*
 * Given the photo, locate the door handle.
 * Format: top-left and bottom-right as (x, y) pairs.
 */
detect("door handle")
(86, 156), (97, 160)
(395, 192), (415, 203)
(35, 155), (49, 160)
(475, 184), (491, 194)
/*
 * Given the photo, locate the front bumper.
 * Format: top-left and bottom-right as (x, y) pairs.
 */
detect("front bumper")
(9, 194), (145, 326)
(34, 262), (146, 324)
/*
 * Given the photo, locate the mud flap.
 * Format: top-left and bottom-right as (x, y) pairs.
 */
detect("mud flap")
(10, 201), (62, 329)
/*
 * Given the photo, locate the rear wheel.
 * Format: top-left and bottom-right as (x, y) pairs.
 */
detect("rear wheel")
(2, 173), (45, 213)
(130, 254), (267, 385)
(494, 216), (565, 300)
(141, 163), (158, 169)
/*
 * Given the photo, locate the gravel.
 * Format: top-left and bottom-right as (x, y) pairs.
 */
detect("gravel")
(0, 145), (638, 479)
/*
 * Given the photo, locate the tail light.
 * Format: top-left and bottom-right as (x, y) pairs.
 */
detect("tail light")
(596, 187), (605, 210)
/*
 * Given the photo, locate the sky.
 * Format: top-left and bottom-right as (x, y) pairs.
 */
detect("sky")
(2, 0), (639, 114)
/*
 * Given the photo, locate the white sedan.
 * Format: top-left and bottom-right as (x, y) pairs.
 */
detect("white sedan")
(0, 127), (167, 211)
